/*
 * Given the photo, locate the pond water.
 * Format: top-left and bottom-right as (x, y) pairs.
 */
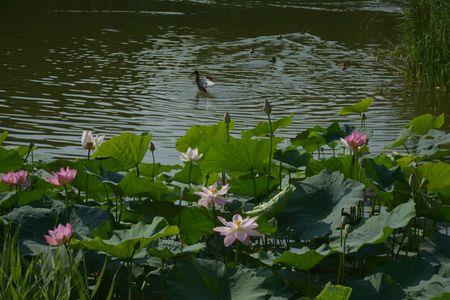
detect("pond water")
(0, 0), (448, 163)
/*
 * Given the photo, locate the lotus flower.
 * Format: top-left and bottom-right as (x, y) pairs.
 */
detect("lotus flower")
(195, 184), (230, 208)
(180, 147), (203, 163)
(1, 170), (28, 188)
(213, 214), (262, 247)
(340, 130), (367, 150)
(81, 130), (105, 150)
(46, 167), (77, 186)
(44, 223), (73, 246)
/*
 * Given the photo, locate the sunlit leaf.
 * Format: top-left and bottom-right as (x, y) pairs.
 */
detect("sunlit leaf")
(340, 97), (373, 115)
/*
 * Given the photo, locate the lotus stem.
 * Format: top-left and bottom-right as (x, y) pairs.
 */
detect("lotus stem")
(86, 149), (90, 203)
(251, 170), (257, 200)
(127, 261), (132, 300)
(151, 151), (156, 180)
(188, 161), (193, 189)
(64, 185), (69, 219)
(278, 158), (283, 191)
(266, 113), (273, 195)
(235, 244), (239, 266)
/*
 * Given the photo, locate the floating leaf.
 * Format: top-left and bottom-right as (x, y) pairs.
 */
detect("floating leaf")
(93, 132), (152, 170)
(78, 218), (178, 259)
(241, 114), (293, 139)
(340, 97), (373, 115)
(316, 282), (352, 300)
(274, 244), (332, 271)
(276, 171), (365, 240)
(361, 158), (408, 192)
(331, 200), (415, 253)
(168, 258), (272, 300)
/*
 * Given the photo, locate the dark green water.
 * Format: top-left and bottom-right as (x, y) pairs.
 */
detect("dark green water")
(0, 0), (448, 163)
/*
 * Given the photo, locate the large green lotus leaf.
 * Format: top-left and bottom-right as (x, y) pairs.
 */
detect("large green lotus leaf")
(121, 201), (182, 224)
(247, 185), (296, 219)
(148, 240), (205, 259)
(276, 171), (365, 240)
(361, 158), (408, 192)
(176, 121), (233, 154)
(119, 173), (171, 200)
(273, 149), (312, 169)
(386, 127), (412, 149)
(306, 155), (353, 178)
(405, 275), (450, 300)
(339, 97), (373, 115)
(274, 244), (332, 271)
(409, 113), (444, 135)
(418, 162), (450, 194)
(78, 218), (178, 259)
(168, 258), (271, 300)
(316, 282), (352, 300)
(241, 114), (293, 139)
(0, 147), (23, 172)
(322, 122), (353, 144)
(229, 175), (278, 197)
(349, 272), (404, 300)
(93, 132), (152, 170)
(174, 207), (214, 244)
(421, 233), (450, 267)
(172, 163), (204, 185)
(414, 130), (450, 157)
(331, 200), (415, 253)
(0, 190), (52, 209)
(138, 162), (181, 177)
(203, 137), (277, 174)
(2, 201), (113, 255)
(290, 127), (326, 153)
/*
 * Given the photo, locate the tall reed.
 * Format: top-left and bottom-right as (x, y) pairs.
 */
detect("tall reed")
(401, 0), (450, 90)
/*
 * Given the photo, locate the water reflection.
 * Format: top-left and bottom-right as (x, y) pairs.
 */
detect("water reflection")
(0, 0), (448, 163)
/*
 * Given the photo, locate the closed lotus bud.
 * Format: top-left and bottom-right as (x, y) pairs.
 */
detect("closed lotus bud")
(263, 99), (272, 114)
(149, 142), (156, 152)
(361, 113), (367, 121)
(223, 112), (231, 125)
(408, 173), (416, 187)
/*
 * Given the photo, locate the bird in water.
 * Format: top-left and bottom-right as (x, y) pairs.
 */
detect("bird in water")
(249, 44), (255, 54)
(193, 70), (215, 92)
(269, 56), (277, 63)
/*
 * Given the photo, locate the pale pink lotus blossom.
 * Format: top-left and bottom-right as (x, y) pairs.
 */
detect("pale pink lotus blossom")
(44, 223), (73, 246)
(213, 214), (262, 247)
(195, 184), (230, 207)
(46, 167), (77, 186)
(81, 130), (105, 151)
(1, 170), (28, 188)
(180, 147), (203, 163)
(340, 130), (367, 150)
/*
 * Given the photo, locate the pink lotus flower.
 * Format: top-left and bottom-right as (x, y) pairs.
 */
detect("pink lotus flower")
(44, 223), (73, 246)
(1, 170), (28, 188)
(46, 167), (77, 186)
(213, 214), (262, 247)
(195, 184), (230, 207)
(340, 130), (367, 150)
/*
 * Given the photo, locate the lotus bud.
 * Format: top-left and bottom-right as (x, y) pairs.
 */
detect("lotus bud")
(149, 142), (156, 152)
(263, 99), (272, 115)
(223, 112), (231, 125)
(361, 113), (367, 121)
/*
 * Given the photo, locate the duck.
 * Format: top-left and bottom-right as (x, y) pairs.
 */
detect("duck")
(269, 56), (277, 63)
(249, 44), (256, 54)
(193, 70), (215, 92)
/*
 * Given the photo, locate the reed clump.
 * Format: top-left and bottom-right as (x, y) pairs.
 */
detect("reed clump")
(401, 0), (450, 90)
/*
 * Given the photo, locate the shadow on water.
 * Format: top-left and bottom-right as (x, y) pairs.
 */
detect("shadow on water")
(0, 0), (448, 162)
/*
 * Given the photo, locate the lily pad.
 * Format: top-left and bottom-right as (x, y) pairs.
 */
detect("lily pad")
(274, 244), (332, 271)
(316, 282), (352, 300)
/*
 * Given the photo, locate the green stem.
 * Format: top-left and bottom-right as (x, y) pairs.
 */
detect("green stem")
(235, 244), (239, 266)
(86, 149), (90, 203)
(266, 113), (273, 194)
(64, 185), (69, 220)
(136, 165), (140, 177)
(128, 261), (132, 300)
(213, 203), (218, 263)
(151, 151), (156, 180)
(188, 161), (193, 189)
(251, 170), (257, 201)
(278, 158), (283, 191)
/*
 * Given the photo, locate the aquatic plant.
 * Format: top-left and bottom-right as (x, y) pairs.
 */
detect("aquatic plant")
(401, 0), (450, 90)
(0, 101), (449, 299)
